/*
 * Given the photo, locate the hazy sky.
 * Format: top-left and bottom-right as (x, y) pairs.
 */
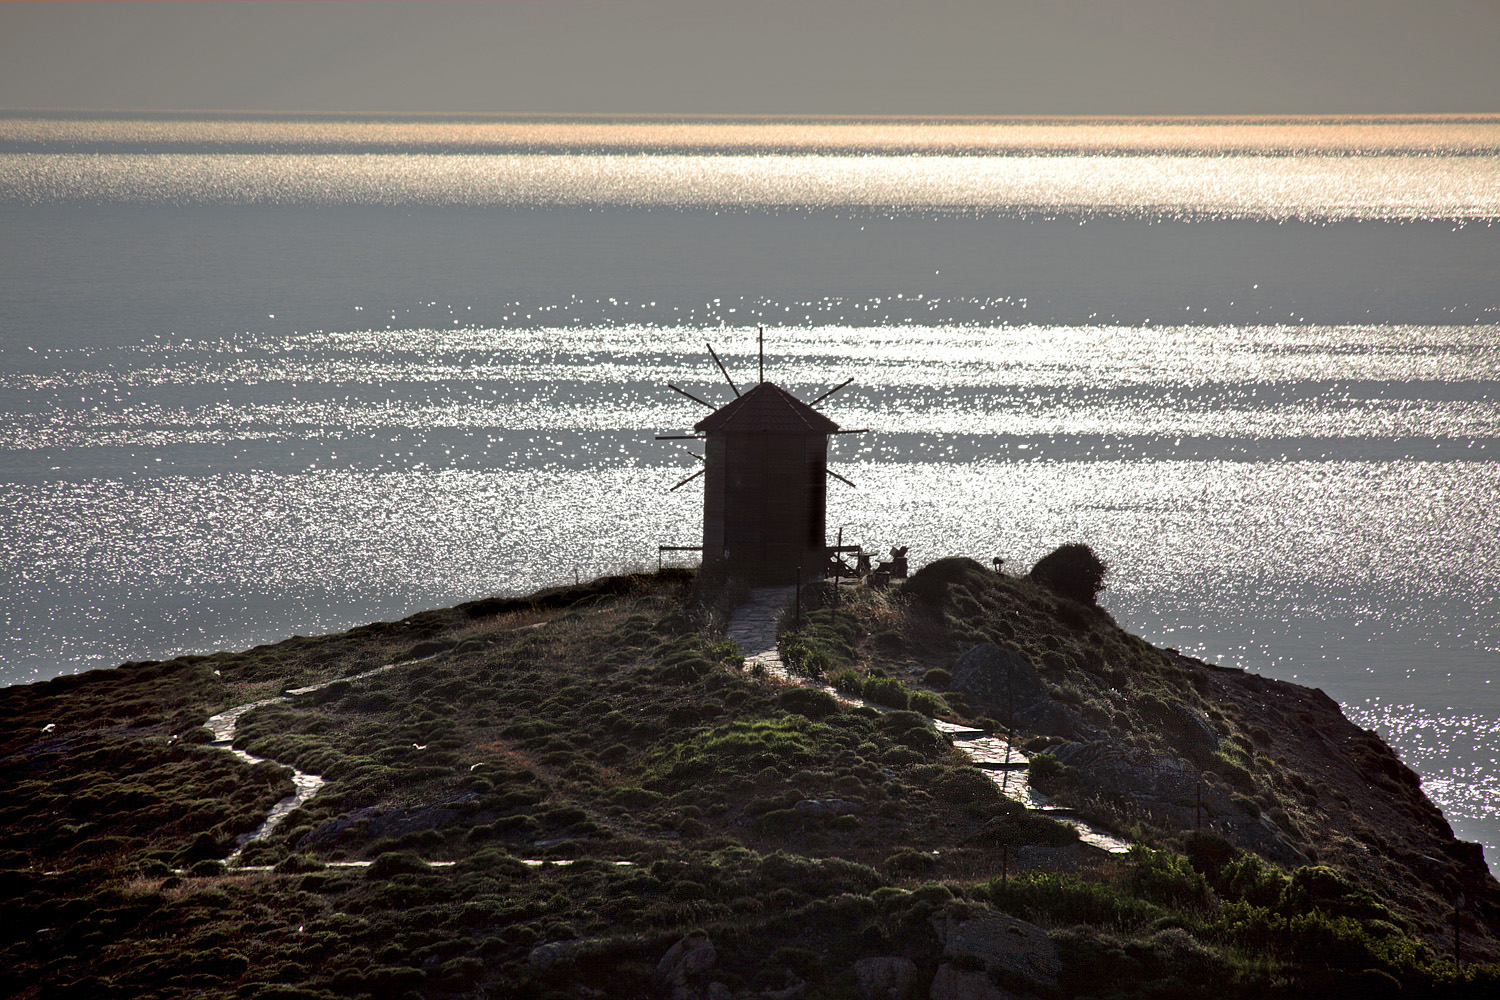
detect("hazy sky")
(2, 1), (1498, 115)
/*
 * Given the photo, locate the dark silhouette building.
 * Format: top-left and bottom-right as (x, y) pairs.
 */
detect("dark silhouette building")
(694, 382), (839, 577)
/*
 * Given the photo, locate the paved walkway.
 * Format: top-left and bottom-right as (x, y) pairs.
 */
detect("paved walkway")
(724, 585), (797, 676)
(724, 588), (1131, 854)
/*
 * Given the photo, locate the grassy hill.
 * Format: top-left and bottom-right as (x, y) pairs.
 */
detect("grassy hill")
(2, 561), (1497, 999)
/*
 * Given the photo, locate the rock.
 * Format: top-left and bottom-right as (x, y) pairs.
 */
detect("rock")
(758, 978), (808, 1000)
(950, 645), (1047, 713)
(395, 638), (455, 661)
(928, 963), (1007, 1000)
(527, 939), (579, 967)
(1171, 704), (1220, 754)
(1048, 740), (1200, 803)
(1013, 700), (1090, 739)
(930, 908), (1060, 985)
(853, 956), (918, 1000)
(794, 798), (863, 817)
(652, 931), (717, 998)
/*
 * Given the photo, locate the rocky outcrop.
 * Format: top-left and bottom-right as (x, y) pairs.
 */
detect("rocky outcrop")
(853, 956), (918, 1000)
(951, 643), (1093, 738)
(928, 964), (1009, 1000)
(930, 907), (1059, 986)
(950, 645), (1046, 713)
(1048, 740), (1201, 803)
(652, 931), (718, 999)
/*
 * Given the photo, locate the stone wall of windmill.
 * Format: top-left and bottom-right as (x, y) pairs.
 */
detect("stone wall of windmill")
(694, 382), (840, 578)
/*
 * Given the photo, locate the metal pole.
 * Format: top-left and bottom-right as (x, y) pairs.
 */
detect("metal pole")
(834, 528), (842, 607)
(1002, 663), (1014, 793)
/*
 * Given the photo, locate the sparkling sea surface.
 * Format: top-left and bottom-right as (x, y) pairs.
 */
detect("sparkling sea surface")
(1, 114), (1497, 863)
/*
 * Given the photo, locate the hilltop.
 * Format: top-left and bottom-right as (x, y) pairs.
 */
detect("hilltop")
(1, 560), (1497, 999)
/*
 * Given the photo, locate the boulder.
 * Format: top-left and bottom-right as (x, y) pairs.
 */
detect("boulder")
(1013, 700), (1090, 739)
(758, 978), (808, 1000)
(652, 931), (717, 998)
(928, 964), (1007, 1000)
(1171, 704), (1220, 754)
(853, 956), (918, 1000)
(930, 908), (1060, 986)
(527, 939), (579, 968)
(950, 645), (1047, 714)
(1048, 740), (1200, 803)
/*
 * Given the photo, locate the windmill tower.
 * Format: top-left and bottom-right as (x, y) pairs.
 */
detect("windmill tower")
(659, 329), (861, 581)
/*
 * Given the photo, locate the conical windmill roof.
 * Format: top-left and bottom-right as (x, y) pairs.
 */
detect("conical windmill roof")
(694, 382), (841, 435)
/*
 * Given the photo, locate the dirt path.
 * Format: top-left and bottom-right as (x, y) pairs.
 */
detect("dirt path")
(725, 587), (1132, 854)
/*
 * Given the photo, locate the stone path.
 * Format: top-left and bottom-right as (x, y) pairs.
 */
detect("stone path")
(204, 588), (1128, 875)
(724, 585), (797, 675)
(205, 659), (411, 864)
(724, 588), (1132, 854)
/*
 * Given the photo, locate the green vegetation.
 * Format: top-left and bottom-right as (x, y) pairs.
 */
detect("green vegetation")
(1029, 542), (1109, 605)
(2, 563), (1496, 998)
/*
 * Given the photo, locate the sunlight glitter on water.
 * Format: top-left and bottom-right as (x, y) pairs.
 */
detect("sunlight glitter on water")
(5, 323), (1495, 456)
(6, 151), (1499, 220)
(7, 115), (1500, 157)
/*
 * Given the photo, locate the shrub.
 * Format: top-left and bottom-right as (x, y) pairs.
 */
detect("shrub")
(862, 676), (910, 710)
(884, 851), (939, 877)
(831, 669), (863, 695)
(900, 557), (993, 610)
(991, 872), (1165, 930)
(1029, 544), (1108, 605)
(1126, 847), (1211, 911)
(912, 764), (1000, 805)
(779, 688), (839, 720)
(1026, 753), (1075, 791)
(922, 668), (952, 688)
(367, 851), (430, 878)
(909, 690), (950, 718)
(704, 640), (745, 669)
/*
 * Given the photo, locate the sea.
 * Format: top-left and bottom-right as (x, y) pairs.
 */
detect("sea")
(1, 113), (1497, 864)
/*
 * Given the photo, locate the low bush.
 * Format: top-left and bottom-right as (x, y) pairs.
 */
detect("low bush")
(1126, 847), (1211, 911)
(884, 851), (939, 877)
(1029, 544), (1108, 605)
(990, 872), (1165, 930)
(908, 690), (950, 718)
(367, 851), (430, 878)
(778, 688), (839, 720)
(861, 676), (910, 710)
(830, 669), (863, 695)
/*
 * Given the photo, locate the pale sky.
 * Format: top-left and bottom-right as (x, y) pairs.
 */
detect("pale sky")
(1, 0), (1498, 115)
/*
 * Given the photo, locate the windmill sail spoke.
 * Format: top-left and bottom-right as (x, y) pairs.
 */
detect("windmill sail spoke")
(668, 383), (716, 409)
(809, 377), (854, 407)
(670, 467), (707, 492)
(827, 468), (858, 489)
(706, 342), (740, 397)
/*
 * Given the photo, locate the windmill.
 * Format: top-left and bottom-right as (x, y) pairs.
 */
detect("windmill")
(657, 327), (865, 581)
